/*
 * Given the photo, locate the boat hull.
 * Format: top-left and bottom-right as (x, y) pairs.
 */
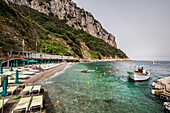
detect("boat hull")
(127, 71), (150, 81)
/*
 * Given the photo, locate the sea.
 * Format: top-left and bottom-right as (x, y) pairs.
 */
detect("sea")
(40, 61), (170, 113)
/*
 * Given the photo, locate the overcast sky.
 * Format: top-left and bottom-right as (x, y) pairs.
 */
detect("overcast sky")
(72, 0), (170, 61)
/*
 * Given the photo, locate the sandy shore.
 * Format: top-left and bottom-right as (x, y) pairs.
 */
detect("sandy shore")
(24, 62), (68, 84)
(1, 62), (68, 113)
(80, 58), (133, 62)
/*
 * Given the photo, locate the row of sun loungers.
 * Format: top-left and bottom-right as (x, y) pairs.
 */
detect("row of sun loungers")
(0, 86), (18, 96)
(0, 63), (64, 112)
(21, 85), (41, 96)
(12, 95), (43, 113)
(41, 63), (61, 70)
(2, 62), (63, 76)
(0, 85), (42, 112)
(0, 85), (41, 97)
(12, 74), (29, 79)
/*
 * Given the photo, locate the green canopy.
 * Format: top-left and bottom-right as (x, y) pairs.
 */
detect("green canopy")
(0, 76), (8, 97)
(20, 59), (28, 62)
(27, 60), (38, 63)
(10, 63), (13, 71)
(15, 70), (19, 83)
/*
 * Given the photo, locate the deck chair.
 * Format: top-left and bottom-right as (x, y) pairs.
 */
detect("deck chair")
(21, 85), (34, 97)
(0, 87), (2, 93)
(31, 85), (41, 95)
(21, 70), (35, 75)
(12, 97), (31, 113)
(12, 75), (29, 79)
(8, 80), (17, 84)
(0, 99), (9, 110)
(29, 95), (43, 112)
(2, 70), (13, 76)
(7, 86), (18, 96)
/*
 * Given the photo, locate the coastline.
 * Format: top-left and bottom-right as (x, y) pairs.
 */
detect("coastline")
(80, 58), (133, 62)
(24, 62), (68, 84)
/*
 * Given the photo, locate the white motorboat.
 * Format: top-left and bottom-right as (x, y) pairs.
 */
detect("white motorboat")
(164, 102), (170, 111)
(127, 65), (150, 81)
(151, 61), (154, 64)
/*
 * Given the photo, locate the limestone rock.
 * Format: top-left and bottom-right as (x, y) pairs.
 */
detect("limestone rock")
(7, 0), (117, 47)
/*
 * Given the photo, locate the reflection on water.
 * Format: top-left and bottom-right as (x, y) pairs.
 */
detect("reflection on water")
(41, 61), (170, 113)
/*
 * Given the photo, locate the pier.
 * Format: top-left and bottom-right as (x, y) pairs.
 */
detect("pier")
(152, 77), (170, 100)
(0, 49), (80, 65)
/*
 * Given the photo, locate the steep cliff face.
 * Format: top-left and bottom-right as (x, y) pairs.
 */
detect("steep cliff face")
(6, 0), (117, 47)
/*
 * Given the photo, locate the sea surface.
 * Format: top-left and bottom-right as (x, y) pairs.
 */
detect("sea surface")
(40, 61), (170, 113)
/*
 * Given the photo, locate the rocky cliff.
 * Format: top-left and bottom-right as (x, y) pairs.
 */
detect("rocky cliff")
(6, 0), (117, 47)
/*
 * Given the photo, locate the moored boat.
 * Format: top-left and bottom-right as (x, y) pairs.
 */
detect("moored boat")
(81, 69), (90, 73)
(163, 102), (170, 111)
(151, 61), (154, 64)
(127, 65), (150, 81)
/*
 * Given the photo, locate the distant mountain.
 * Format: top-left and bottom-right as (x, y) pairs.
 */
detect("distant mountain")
(0, 0), (128, 59)
(7, 0), (117, 47)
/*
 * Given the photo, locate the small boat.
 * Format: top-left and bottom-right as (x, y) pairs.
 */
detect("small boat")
(81, 69), (90, 73)
(151, 61), (154, 64)
(163, 102), (170, 111)
(127, 65), (150, 81)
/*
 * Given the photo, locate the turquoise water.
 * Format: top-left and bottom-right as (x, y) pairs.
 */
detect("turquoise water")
(41, 61), (170, 113)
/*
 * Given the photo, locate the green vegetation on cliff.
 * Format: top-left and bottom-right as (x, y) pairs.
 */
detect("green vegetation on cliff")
(0, 0), (73, 56)
(0, 0), (128, 59)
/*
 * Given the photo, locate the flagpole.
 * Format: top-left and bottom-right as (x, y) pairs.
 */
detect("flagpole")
(2, 97), (4, 113)
(35, 41), (37, 58)
(22, 39), (24, 58)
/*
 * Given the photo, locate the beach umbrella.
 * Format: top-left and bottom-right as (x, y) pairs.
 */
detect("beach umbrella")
(16, 60), (18, 66)
(40, 61), (41, 65)
(13, 60), (15, 67)
(7, 60), (9, 67)
(0, 59), (3, 74)
(0, 76), (8, 113)
(22, 62), (25, 67)
(45, 60), (46, 64)
(10, 63), (13, 71)
(58, 59), (59, 63)
(20, 59), (27, 67)
(15, 70), (19, 83)
(0, 64), (3, 74)
(48, 60), (50, 64)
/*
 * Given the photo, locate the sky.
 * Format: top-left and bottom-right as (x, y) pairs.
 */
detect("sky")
(72, 0), (170, 61)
